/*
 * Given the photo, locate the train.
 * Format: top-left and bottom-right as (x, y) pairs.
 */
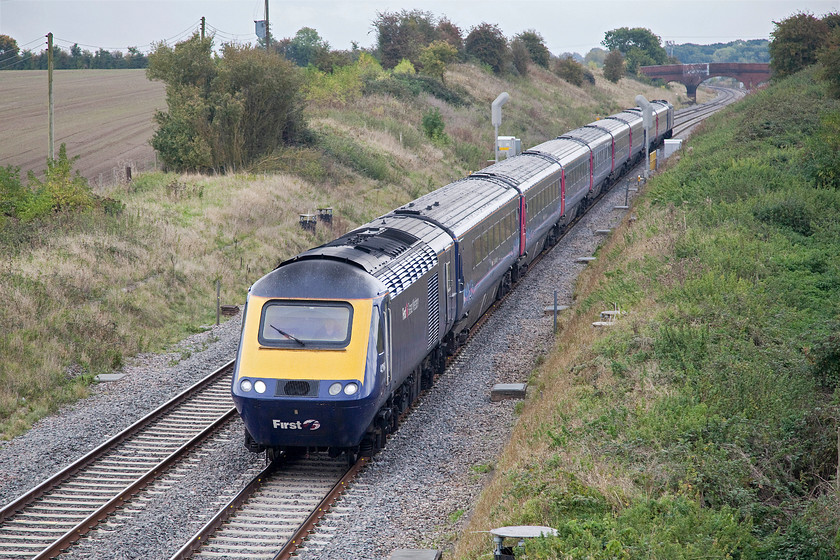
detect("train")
(231, 100), (674, 462)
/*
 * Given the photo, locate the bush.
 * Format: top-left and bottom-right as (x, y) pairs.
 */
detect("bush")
(148, 34), (307, 172)
(802, 110), (840, 189)
(554, 55), (586, 86)
(465, 22), (507, 74)
(421, 107), (447, 141)
(603, 49), (625, 82)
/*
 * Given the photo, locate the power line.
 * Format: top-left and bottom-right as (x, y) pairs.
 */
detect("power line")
(41, 19), (204, 54)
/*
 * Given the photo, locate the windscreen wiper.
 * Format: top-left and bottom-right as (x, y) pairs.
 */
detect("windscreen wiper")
(270, 324), (306, 346)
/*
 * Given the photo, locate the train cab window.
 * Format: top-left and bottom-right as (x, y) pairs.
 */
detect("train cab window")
(259, 301), (353, 348)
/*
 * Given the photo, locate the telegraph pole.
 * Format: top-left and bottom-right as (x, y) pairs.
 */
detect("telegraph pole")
(264, 0), (271, 51)
(200, 16), (205, 40)
(47, 32), (54, 160)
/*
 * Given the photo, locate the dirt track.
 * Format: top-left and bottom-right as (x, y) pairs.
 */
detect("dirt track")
(0, 69), (165, 189)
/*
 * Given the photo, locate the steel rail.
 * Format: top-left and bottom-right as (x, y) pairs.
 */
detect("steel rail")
(0, 360), (236, 559)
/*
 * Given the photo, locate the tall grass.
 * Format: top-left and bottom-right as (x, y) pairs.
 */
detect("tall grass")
(456, 67), (840, 559)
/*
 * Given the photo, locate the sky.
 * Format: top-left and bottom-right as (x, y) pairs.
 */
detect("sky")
(1, 0), (839, 58)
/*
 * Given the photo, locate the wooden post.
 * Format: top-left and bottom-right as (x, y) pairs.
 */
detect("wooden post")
(264, 0), (271, 51)
(47, 32), (54, 160)
(216, 280), (221, 326)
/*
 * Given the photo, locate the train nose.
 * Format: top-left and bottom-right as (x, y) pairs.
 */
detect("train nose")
(233, 393), (372, 449)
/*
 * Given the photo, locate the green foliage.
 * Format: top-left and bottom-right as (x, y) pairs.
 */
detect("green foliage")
(363, 71), (470, 106)
(671, 39), (770, 64)
(393, 58), (416, 75)
(510, 39), (530, 76)
(418, 40), (458, 82)
(373, 9), (437, 69)
(602, 27), (668, 73)
(306, 52), (382, 107)
(0, 165), (27, 217)
(603, 49), (625, 82)
(802, 110), (840, 189)
(315, 128), (398, 182)
(515, 30), (550, 68)
(2, 145), (100, 222)
(283, 27), (330, 67)
(147, 34), (306, 172)
(554, 56), (586, 86)
(817, 28), (840, 98)
(465, 22), (507, 74)
(769, 12), (830, 79)
(421, 107), (447, 142)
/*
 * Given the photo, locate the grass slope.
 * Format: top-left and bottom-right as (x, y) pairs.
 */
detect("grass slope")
(455, 67), (840, 559)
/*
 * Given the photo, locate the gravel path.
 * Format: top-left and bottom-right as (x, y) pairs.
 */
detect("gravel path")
(0, 163), (649, 560)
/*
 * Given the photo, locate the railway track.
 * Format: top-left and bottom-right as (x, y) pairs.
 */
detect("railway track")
(171, 455), (364, 560)
(672, 86), (744, 137)
(0, 362), (237, 560)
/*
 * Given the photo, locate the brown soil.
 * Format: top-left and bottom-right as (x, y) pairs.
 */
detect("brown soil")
(0, 69), (165, 188)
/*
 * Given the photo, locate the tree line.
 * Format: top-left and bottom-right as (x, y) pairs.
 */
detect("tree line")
(0, 35), (148, 70)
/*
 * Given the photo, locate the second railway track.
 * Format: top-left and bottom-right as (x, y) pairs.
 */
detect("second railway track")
(0, 362), (237, 560)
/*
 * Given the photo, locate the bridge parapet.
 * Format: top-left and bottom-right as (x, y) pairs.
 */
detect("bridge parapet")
(639, 63), (770, 101)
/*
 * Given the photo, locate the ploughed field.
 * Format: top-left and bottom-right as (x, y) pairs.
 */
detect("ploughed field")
(0, 69), (165, 186)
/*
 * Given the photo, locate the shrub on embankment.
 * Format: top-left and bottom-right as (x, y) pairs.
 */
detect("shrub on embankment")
(456, 66), (840, 559)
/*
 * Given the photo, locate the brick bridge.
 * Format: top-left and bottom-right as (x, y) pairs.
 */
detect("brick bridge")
(639, 63), (771, 101)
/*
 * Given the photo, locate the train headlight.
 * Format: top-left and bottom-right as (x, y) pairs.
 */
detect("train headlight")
(240, 379), (253, 393)
(254, 380), (267, 394)
(329, 382), (342, 396)
(343, 382), (359, 396)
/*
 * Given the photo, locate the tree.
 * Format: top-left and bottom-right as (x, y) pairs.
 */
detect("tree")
(465, 23), (507, 74)
(373, 9), (437, 69)
(419, 40), (458, 82)
(769, 12), (830, 78)
(436, 17), (463, 51)
(147, 34), (306, 172)
(0, 35), (19, 66)
(285, 27), (330, 67)
(515, 30), (550, 68)
(818, 27), (840, 98)
(584, 47), (608, 67)
(602, 27), (668, 73)
(603, 49), (624, 82)
(510, 39), (530, 76)
(554, 55), (585, 86)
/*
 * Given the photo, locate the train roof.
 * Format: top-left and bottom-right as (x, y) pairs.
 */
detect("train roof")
(284, 216), (451, 298)
(560, 126), (612, 149)
(605, 111), (642, 126)
(585, 119), (629, 134)
(388, 176), (518, 239)
(524, 137), (590, 166)
(470, 153), (561, 192)
(251, 258), (386, 299)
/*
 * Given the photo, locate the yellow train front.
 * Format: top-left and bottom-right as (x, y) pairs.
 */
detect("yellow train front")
(232, 258), (389, 458)
(232, 217), (455, 461)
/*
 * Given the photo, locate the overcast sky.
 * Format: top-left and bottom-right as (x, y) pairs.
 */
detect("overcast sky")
(1, 0), (839, 57)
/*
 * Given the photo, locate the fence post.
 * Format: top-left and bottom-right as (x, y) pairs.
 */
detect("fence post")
(216, 280), (221, 326)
